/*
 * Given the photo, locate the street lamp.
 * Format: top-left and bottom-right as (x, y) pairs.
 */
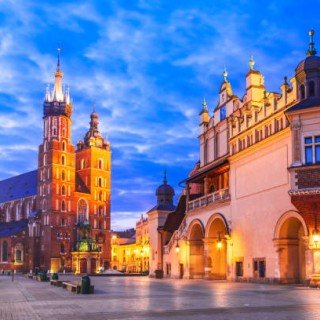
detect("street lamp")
(313, 211), (320, 247)
(175, 233), (180, 253)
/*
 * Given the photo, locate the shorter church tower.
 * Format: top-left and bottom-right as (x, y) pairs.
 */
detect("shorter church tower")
(75, 111), (111, 269)
(147, 172), (175, 276)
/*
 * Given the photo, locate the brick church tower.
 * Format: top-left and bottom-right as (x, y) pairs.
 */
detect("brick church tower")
(37, 51), (111, 272)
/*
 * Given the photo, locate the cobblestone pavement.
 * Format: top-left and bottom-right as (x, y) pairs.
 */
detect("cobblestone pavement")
(1, 275), (320, 320)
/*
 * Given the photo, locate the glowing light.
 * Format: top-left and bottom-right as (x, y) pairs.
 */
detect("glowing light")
(175, 244), (180, 253)
(313, 229), (320, 245)
(217, 241), (223, 250)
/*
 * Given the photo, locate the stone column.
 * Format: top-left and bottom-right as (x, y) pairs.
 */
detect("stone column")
(203, 238), (214, 279)
(226, 235), (233, 281)
(302, 236), (313, 281)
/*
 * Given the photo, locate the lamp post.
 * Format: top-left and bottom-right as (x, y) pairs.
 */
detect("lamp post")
(175, 233), (180, 253)
(313, 212), (320, 248)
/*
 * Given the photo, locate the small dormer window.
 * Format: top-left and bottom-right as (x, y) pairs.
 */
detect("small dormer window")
(220, 105), (226, 121)
(309, 81), (315, 97)
(300, 84), (305, 99)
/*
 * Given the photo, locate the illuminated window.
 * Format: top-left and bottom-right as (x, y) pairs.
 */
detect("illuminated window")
(304, 136), (320, 165)
(15, 249), (22, 262)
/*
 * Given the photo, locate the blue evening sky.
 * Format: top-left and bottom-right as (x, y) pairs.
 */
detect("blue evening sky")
(0, 1), (319, 229)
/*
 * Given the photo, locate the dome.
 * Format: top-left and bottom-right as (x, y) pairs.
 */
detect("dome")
(156, 182), (175, 197)
(295, 55), (320, 74)
(155, 171), (175, 206)
(296, 30), (320, 74)
(90, 111), (99, 118)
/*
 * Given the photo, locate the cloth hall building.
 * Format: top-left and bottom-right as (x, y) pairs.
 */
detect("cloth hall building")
(148, 30), (320, 285)
(0, 55), (111, 274)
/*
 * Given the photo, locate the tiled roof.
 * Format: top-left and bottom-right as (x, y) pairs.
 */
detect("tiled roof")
(0, 170), (38, 204)
(147, 203), (176, 214)
(162, 195), (186, 234)
(287, 97), (320, 112)
(0, 219), (28, 237)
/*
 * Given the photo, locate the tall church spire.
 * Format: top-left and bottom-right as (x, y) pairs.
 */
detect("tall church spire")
(53, 48), (64, 102)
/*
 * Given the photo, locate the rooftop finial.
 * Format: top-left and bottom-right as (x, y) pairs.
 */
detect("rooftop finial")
(307, 29), (317, 56)
(57, 47), (61, 71)
(249, 55), (255, 70)
(223, 67), (228, 81)
(202, 97), (208, 110)
(163, 169), (167, 184)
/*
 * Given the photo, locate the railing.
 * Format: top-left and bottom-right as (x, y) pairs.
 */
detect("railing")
(188, 188), (230, 211)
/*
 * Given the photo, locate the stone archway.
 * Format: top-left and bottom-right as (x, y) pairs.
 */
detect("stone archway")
(188, 220), (205, 279)
(274, 212), (308, 284)
(205, 214), (229, 280)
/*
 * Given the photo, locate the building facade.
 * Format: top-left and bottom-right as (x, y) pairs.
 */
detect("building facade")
(153, 30), (320, 285)
(111, 216), (150, 273)
(0, 54), (111, 273)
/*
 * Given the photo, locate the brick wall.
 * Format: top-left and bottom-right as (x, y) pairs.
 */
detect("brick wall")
(296, 168), (320, 189)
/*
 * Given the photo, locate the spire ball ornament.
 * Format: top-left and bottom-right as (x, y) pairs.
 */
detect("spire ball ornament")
(249, 56), (255, 70)
(307, 29), (317, 56)
(223, 68), (228, 81)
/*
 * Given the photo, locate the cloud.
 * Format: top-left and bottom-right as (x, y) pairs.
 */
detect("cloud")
(0, 0), (317, 230)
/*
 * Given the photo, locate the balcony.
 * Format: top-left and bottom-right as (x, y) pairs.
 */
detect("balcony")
(188, 188), (230, 211)
(288, 165), (320, 196)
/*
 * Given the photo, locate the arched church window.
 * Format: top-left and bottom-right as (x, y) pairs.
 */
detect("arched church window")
(15, 205), (20, 221)
(15, 249), (22, 262)
(61, 200), (66, 212)
(60, 243), (65, 253)
(42, 199), (47, 211)
(80, 159), (86, 169)
(2, 241), (8, 262)
(98, 205), (104, 216)
(61, 185), (66, 196)
(98, 177), (103, 187)
(43, 154), (47, 166)
(62, 141), (66, 151)
(309, 81), (315, 97)
(77, 199), (88, 223)
(98, 159), (103, 169)
(98, 191), (103, 201)
(300, 84), (305, 99)
(6, 207), (10, 222)
(53, 128), (57, 136)
(61, 170), (66, 181)
(61, 155), (66, 165)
